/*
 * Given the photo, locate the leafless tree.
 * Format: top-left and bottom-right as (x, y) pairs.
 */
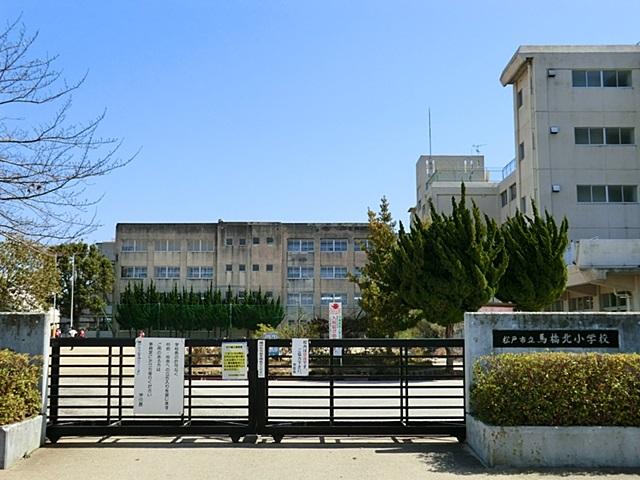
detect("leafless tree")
(0, 18), (134, 242)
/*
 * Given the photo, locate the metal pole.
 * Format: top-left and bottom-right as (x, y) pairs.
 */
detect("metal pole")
(70, 254), (75, 329)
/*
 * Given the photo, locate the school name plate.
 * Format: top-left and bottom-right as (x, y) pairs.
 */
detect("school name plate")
(492, 329), (619, 348)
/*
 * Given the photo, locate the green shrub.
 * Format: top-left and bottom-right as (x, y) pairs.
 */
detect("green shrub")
(0, 349), (41, 425)
(471, 352), (640, 426)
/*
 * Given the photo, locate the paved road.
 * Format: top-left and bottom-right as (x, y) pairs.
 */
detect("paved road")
(2, 436), (638, 480)
(4, 347), (636, 478)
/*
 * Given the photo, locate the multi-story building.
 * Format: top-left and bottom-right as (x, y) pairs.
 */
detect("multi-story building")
(414, 45), (640, 311)
(114, 221), (368, 321)
(414, 155), (499, 221)
(499, 45), (640, 240)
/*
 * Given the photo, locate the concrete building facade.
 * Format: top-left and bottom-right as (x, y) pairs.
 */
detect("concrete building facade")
(499, 45), (640, 240)
(414, 45), (640, 312)
(115, 222), (368, 321)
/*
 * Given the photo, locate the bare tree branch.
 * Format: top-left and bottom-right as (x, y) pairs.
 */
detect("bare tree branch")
(0, 18), (134, 242)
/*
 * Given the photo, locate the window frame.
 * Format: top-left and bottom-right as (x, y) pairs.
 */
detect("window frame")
(121, 266), (147, 278)
(287, 266), (314, 279)
(320, 239), (348, 252)
(187, 266), (213, 279)
(287, 239), (315, 253)
(121, 239), (146, 252)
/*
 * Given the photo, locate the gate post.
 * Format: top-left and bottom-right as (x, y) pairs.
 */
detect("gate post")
(49, 341), (60, 424)
(248, 339), (266, 436)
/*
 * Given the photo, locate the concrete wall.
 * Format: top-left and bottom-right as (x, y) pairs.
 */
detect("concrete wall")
(463, 312), (640, 412)
(464, 311), (640, 467)
(0, 415), (45, 469)
(0, 311), (55, 416)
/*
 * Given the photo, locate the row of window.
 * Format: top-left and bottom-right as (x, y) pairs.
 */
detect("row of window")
(577, 185), (638, 203)
(122, 237), (370, 253)
(571, 70), (631, 88)
(575, 127), (634, 145)
(121, 264), (278, 278)
(501, 184), (638, 207)
(287, 238), (369, 253)
(287, 266), (361, 279)
(287, 292), (361, 307)
(567, 292), (631, 312)
(500, 183), (518, 207)
(122, 239), (216, 253)
(225, 237), (275, 247)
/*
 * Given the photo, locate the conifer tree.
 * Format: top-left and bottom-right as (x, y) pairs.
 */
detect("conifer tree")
(497, 203), (569, 311)
(384, 185), (508, 336)
(350, 197), (411, 337)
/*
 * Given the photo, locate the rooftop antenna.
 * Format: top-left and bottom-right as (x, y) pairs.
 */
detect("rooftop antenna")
(428, 108), (432, 158)
(472, 144), (486, 155)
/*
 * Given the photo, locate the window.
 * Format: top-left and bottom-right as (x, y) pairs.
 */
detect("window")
(225, 264), (232, 272)
(239, 238), (246, 246)
(354, 295), (362, 305)
(287, 266), (314, 279)
(353, 267), (362, 278)
(516, 89), (523, 108)
(287, 292), (314, 306)
(568, 296), (593, 311)
(266, 264), (274, 272)
(321, 293), (347, 306)
(238, 290), (246, 301)
(600, 292), (631, 311)
(239, 264), (246, 272)
(575, 127), (634, 145)
(266, 237), (274, 245)
(518, 142), (525, 160)
(572, 70), (601, 87)
(252, 264), (259, 272)
(520, 196), (527, 213)
(265, 291), (274, 299)
(287, 239), (314, 252)
(252, 237), (260, 245)
(576, 185), (637, 203)
(187, 239), (214, 252)
(500, 190), (508, 207)
(155, 239), (180, 252)
(225, 238), (233, 247)
(155, 266), (180, 279)
(320, 266), (348, 279)
(121, 266), (147, 278)
(121, 239), (146, 252)
(187, 266), (213, 279)
(509, 183), (517, 202)
(320, 239), (348, 252)
(354, 239), (370, 251)
(573, 69), (631, 88)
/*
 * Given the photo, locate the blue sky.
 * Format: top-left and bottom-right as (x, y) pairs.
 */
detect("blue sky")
(4, 1), (640, 242)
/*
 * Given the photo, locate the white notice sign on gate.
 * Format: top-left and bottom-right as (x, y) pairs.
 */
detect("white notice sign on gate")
(134, 337), (185, 415)
(291, 338), (309, 376)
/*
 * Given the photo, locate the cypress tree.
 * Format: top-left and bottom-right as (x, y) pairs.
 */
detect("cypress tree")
(385, 184), (508, 336)
(497, 202), (569, 311)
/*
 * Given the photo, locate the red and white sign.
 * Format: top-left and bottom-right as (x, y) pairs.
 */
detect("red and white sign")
(329, 302), (343, 356)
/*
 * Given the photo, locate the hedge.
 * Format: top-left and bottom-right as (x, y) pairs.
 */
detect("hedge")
(0, 349), (41, 425)
(471, 352), (640, 426)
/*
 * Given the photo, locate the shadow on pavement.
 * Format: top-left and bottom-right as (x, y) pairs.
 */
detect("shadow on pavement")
(44, 436), (640, 476)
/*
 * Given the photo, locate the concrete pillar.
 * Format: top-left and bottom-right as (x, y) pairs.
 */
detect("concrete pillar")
(0, 310), (56, 415)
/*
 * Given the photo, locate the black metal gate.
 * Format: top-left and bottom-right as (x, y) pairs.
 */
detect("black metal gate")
(47, 337), (465, 443)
